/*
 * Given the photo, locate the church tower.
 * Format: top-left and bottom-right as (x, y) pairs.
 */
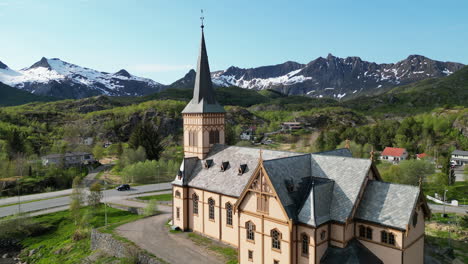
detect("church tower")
(181, 21), (225, 160)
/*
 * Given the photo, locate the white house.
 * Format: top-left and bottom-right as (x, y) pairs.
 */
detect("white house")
(380, 147), (408, 164)
(41, 152), (95, 166)
(451, 150), (468, 166)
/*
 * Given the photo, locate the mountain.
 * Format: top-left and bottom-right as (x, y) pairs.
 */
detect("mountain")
(208, 54), (464, 99)
(344, 65), (468, 114)
(0, 81), (55, 106)
(0, 58), (165, 99)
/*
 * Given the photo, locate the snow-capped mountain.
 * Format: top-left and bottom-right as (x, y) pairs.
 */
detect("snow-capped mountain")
(0, 58), (164, 99)
(210, 54), (464, 99)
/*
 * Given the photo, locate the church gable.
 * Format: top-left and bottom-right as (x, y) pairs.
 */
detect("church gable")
(236, 163), (290, 221)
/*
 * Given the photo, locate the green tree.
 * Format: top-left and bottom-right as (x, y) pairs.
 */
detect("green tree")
(70, 177), (84, 225)
(118, 146), (147, 169)
(129, 121), (163, 160)
(143, 200), (158, 216)
(398, 159), (435, 185)
(428, 172), (449, 186)
(88, 182), (103, 209)
(92, 144), (105, 161)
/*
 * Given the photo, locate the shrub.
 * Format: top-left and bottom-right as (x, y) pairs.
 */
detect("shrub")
(143, 200), (158, 217)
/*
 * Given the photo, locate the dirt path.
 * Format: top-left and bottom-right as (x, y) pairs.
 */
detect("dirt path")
(116, 206), (224, 264)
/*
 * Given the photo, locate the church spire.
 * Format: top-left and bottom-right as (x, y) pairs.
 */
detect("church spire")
(182, 13), (224, 114)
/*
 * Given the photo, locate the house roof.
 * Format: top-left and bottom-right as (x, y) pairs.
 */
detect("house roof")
(416, 153), (427, 159)
(320, 239), (383, 264)
(452, 149), (468, 156)
(42, 152), (91, 159)
(181, 29), (225, 114)
(355, 181), (420, 230)
(381, 147), (406, 157)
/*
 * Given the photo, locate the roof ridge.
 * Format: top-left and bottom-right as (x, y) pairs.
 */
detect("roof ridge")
(262, 153), (311, 163)
(370, 180), (419, 190)
(311, 153), (371, 162)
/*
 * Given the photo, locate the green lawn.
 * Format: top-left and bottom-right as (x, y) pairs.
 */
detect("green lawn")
(424, 181), (468, 205)
(19, 206), (143, 264)
(135, 193), (172, 201)
(187, 233), (238, 264)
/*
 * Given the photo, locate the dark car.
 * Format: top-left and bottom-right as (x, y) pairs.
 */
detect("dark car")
(116, 184), (130, 191)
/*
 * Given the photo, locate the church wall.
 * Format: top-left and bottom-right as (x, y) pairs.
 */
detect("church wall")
(404, 205), (425, 247)
(296, 225), (315, 264)
(403, 236), (424, 264)
(263, 219), (290, 264)
(314, 224), (329, 262)
(239, 213), (263, 264)
(344, 222), (355, 245)
(330, 223), (344, 247)
(188, 188), (203, 232)
(172, 185), (186, 230)
(202, 191), (221, 240)
(268, 195), (289, 221)
(221, 195), (239, 247)
(359, 240), (402, 264)
(355, 221), (404, 249)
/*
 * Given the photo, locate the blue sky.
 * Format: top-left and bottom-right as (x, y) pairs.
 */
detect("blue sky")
(1, 0), (467, 84)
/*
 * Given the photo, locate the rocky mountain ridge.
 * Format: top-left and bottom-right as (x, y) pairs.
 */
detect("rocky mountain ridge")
(0, 58), (164, 99)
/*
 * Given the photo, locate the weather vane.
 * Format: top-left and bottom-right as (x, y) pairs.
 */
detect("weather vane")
(200, 9), (205, 29)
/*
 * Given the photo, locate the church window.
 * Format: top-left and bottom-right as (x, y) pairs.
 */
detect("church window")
(271, 229), (281, 250)
(193, 193), (199, 215)
(209, 130), (220, 144)
(274, 261), (279, 264)
(208, 198), (215, 220)
(256, 194), (269, 214)
(176, 207), (180, 219)
(175, 190), (181, 198)
(248, 250), (253, 261)
(381, 231), (395, 245)
(246, 221), (255, 241)
(359, 225), (365, 238)
(366, 227), (373, 240)
(301, 234), (309, 256)
(189, 130), (198, 146)
(389, 233), (395, 245)
(412, 212), (418, 227)
(226, 202), (233, 226)
(320, 230), (326, 240)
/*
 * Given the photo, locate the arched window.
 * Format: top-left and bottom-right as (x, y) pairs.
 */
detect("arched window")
(226, 202), (233, 226)
(208, 198), (215, 220)
(189, 130), (198, 146)
(359, 225), (365, 238)
(320, 230), (326, 240)
(381, 231), (395, 245)
(192, 193), (199, 215)
(301, 233), (309, 255)
(271, 229), (281, 250)
(209, 130), (220, 144)
(366, 227), (373, 240)
(246, 221), (255, 241)
(175, 190), (181, 198)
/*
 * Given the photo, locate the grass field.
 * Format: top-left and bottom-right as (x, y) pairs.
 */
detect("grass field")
(18, 206), (143, 264)
(135, 193), (172, 201)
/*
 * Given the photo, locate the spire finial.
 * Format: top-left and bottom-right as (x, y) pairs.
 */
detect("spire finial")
(200, 9), (205, 30)
(259, 149), (263, 162)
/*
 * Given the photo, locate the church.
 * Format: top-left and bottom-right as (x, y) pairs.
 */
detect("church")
(172, 23), (430, 264)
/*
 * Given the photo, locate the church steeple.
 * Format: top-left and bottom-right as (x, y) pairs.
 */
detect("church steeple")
(181, 15), (226, 159)
(182, 17), (224, 114)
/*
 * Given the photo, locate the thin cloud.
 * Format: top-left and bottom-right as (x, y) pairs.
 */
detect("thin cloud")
(129, 64), (192, 73)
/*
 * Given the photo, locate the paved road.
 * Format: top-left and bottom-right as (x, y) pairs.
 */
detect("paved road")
(429, 204), (468, 215)
(82, 164), (112, 187)
(0, 183), (172, 218)
(116, 206), (224, 264)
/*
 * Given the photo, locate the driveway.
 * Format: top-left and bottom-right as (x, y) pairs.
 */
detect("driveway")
(116, 206), (224, 264)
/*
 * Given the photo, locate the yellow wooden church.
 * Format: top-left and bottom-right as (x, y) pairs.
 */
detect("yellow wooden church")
(172, 24), (430, 264)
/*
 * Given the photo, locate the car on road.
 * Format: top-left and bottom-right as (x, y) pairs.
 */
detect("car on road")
(116, 184), (131, 191)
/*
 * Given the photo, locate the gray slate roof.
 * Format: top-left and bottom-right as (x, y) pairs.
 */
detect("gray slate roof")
(182, 29), (225, 114)
(179, 144), (302, 197)
(297, 178), (334, 226)
(174, 145), (420, 229)
(355, 181), (420, 230)
(309, 154), (371, 223)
